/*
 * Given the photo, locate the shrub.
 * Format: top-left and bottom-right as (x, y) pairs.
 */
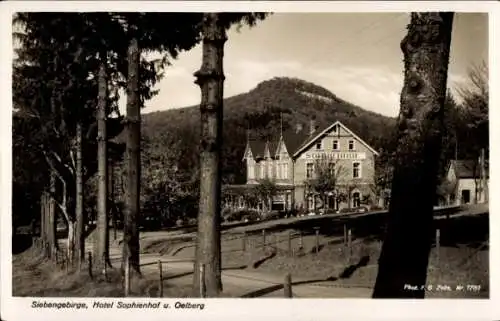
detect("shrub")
(221, 207), (232, 221)
(223, 209), (261, 222)
(261, 210), (280, 221)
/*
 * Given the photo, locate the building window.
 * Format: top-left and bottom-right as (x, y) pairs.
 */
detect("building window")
(248, 164), (255, 179)
(328, 162), (336, 175)
(283, 163), (288, 179)
(316, 141), (322, 150)
(353, 162), (361, 178)
(306, 163), (314, 179)
(348, 140), (355, 150)
(260, 163), (265, 179)
(268, 162), (273, 178)
(333, 140), (338, 150)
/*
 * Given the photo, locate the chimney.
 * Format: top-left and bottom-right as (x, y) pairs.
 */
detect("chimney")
(295, 123), (303, 134)
(309, 119), (316, 136)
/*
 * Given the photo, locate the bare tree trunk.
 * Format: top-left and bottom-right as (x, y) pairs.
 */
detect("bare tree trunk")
(124, 36), (141, 276)
(75, 122), (85, 267)
(109, 162), (117, 241)
(192, 13), (226, 297)
(67, 220), (76, 263)
(48, 173), (58, 258)
(372, 12), (454, 298)
(95, 61), (110, 269)
(40, 193), (46, 246)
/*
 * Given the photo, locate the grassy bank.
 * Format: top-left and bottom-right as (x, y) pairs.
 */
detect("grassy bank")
(12, 247), (192, 298)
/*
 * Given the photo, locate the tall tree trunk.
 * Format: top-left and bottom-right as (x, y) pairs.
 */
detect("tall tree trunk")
(95, 61), (110, 269)
(40, 193), (46, 246)
(372, 12), (454, 298)
(75, 122), (85, 267)
(109, 162), (117, 241)
(192, 13), (226, 297)
(67, 220), (76, 264)
(48, 173), (58, 258)
(124, 36), (141, 276)
(44, 191), (51, 253)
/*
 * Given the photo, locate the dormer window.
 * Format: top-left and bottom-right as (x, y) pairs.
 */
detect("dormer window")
(316, 141), (322, 150)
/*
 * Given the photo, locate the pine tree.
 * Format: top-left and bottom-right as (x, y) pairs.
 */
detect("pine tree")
(192, 12), (269, 297)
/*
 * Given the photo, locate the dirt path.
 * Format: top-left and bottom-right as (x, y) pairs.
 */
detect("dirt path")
(71, 237), (372, 298)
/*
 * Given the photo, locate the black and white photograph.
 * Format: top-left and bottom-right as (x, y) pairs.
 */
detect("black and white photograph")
(1, 1), (497, 320)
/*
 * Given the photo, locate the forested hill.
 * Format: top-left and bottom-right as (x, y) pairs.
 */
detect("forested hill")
(141, 77), (397, 184)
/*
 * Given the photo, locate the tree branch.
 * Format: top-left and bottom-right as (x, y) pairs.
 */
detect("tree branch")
(69, 149), (77, 175)
(43, 151), (71, 223)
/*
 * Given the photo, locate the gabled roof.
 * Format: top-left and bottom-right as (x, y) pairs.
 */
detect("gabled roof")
(281, 127), (312, 155)
(449, 159), (489, 179)
(242, 142), (254, 161)
(268, 138), (279, 158)
(247, 140), (267, 159)
(292, 121), (379, 158)
(245, 120), (379, 161)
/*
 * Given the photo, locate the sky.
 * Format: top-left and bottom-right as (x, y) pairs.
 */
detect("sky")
(135, 12), (488, 118)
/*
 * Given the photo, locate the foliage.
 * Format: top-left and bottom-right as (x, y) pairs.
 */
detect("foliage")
(456, 61), (489, 158)
(260, 210), (281, 221)
(305, 158), (343, 196)
(139, 135), (199, 227)
(254, 178), (277, 211)
(222, 209), (261, 223)
(12, 12), (208, 230)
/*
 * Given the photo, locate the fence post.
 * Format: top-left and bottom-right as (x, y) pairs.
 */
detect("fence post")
(347, 229), (352, 263)
(158, 260), (163, 298)
(436, 228), (441, 265)
(262, 230), (266, 249)
(299, 231), (303, 249)
(242, 232), (246, 252)
(66, 252), (70, 273)
(275, 234), (279, 254)
(315, 228), (320, 254)
(284, 273), (292, 298)
(199, 264), (206, 298)
(88, 251), (93, 279)
(287, 231), (292, 257)
(343, 224), (347, 247)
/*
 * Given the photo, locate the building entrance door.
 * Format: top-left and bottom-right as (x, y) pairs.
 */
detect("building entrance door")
(327, 194), (337, 211)
(461, 189), (471, 204)
(352, 192), (361, 208)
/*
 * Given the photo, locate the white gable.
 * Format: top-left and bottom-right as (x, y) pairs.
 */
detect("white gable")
(293, 121), (379, 158)
(242, 143), (254, 161)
